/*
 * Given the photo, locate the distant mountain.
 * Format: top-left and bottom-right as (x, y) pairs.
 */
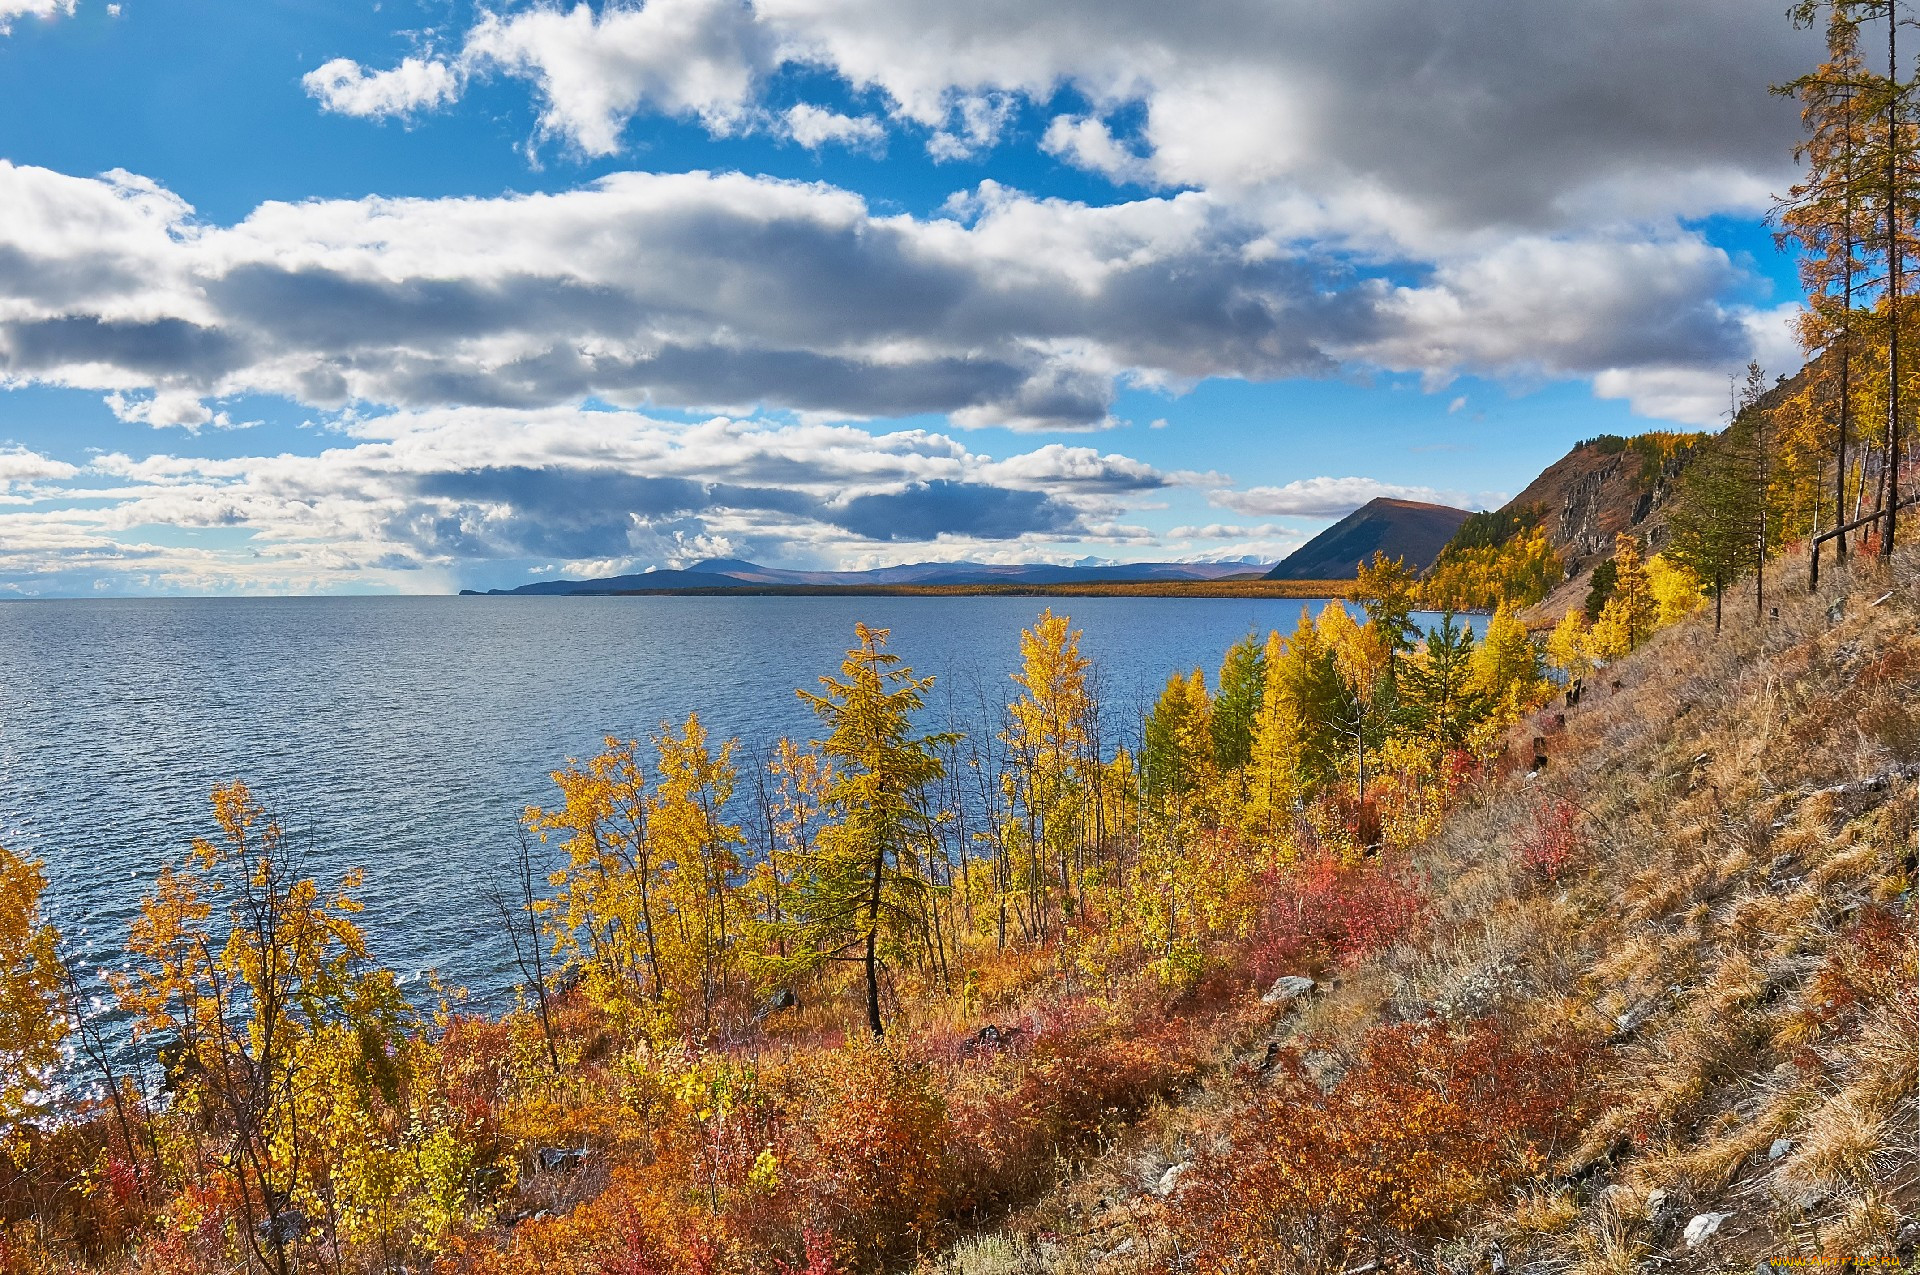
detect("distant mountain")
(469, 557), (1271, 595)
(1264, 497), (1473, 581)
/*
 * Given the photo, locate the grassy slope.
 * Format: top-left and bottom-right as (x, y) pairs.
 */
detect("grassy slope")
(925, 547), (1919, 1273)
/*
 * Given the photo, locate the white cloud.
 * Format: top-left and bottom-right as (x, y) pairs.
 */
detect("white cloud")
(1041, 115), (1150, 184)
(1208, 476), (1474, 519)
(104, 389), (236, 431)
(0, 0), (74, 33)
(303, 56), (463, 119)
(782, 102), (885, 150)
(0, 446), (77, 485)
(0, 407), (1218, 591)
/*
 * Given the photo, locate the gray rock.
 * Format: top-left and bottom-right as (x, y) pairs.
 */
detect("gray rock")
(1261, 974), (1317, 1006)
(1768, 1137), (1794, 1162)
(1155, 1162), (1188, 1196)
(1644, 1188), (1670, 1222)
(1683, 1211), (1729, 1248)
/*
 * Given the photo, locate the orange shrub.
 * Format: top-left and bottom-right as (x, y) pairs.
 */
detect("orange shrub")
(1172, 1016), (1595, 1272)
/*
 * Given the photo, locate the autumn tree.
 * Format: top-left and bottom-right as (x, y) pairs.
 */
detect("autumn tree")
(1470, 602), (1548, 717)
(1350, 551), (1421, 663)
(1668, 443), (1752, 634)
(1398, 614), (1491, 757)
(116, 783), (413, 1275)
(1003, 609), (1096, 940)
(1545, 609), (1595, 683)
(1587, 533), (1657, 661)
(649, 713), (746, 1038)
(1142, 668), (1213, 810)
(0, 846), (66, 1144)
(535, 737), (669, 1025)
(1209, 631), (1266, 773)
(1778, 7), (1872, 562)
(1318, 601), (1394, 800)
(787, 624), (953, 1038)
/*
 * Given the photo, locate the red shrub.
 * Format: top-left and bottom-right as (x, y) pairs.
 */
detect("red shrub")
(1251, 855), (1426, 978)
(1518, 799), (1581, 884)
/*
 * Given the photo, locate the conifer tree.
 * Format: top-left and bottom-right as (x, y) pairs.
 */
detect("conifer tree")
(1244, 628), (1300, 845)
(1142, 668), (1213, 808)
(1209, 631), (1266, 773)
(790, 624), (952, 1038)
(1545, 609), (1594, 682)
(1471, 602), (1548, 717)
(1779, 7), (1872, 560)
(1399, 614), (1492, 756)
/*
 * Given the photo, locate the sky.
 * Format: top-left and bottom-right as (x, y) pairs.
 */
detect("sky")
(0, 0), (1826, 595)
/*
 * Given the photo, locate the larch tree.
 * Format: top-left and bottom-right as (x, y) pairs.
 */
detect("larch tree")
(1244, 628), (1300, 847)
(1209, 631), (1267, 774)
(790, 624), (953, 1039)
(1398, 614), (1492, 758)
(1142, 668), (1213, 811)
(1778, 7), (1872, 562)
(1004, 608), (1096, 939)
(1545, 609), (1594, 683)
(1470, 602), (1548, 718)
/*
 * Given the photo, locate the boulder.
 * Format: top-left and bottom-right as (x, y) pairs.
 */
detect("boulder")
(753, 988), (799, 1021)
(255, 1209), (310, 1247)
(1643, 1188), (1670, 1223)
(1261, 974), (1317, 1006)
(537, 1146), (590, 1173)
(1682, 1211), (1729, 1249)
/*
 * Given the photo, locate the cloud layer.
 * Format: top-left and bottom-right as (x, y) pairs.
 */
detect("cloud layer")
(0, 409), (1258, 593)
(0, 159), (1780, 433)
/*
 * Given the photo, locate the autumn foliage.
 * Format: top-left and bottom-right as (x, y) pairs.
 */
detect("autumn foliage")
(5, 594), (1611, 1274)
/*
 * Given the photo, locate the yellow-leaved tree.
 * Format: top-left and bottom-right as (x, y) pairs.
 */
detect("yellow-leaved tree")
(1470, 602), (1549, 717)
(1003, 608), (1096, 942)
(0, 845), (66, 1150)
(1545, 609), (1594, 682)
(648, 712), (746, 1038)
(1646, 552), (1707, 625)
(1587, 533), (1657, 662)
(116, 783), (415, 1275)
(534, 737), (668, 1029)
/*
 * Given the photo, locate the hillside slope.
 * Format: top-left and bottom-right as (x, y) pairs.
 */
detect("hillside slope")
(1266, 497), (1471, 580)
(932, 545), (1919, 1273)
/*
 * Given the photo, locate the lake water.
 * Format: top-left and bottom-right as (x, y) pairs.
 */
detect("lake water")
(0, 595), (1475, 1016)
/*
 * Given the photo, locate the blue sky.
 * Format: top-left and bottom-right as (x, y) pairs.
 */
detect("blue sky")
(0, 0), (1820, 594)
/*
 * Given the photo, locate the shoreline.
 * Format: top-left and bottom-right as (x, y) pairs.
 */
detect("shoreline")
(462, 578), (1355, 599)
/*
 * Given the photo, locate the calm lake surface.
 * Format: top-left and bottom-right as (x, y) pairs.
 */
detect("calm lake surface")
(0, 595), (1476, 1014)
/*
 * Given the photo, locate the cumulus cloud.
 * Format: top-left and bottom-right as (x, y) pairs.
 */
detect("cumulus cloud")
(1208, 476), (1474, 519)
(281, 2), (1811, 427)
(308, 0), (773, 154)
(782, 103), (886, 150)
(0, 0), (74, 34)
(310, 1), (1811, 236)
(303, 56), (463, 119)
